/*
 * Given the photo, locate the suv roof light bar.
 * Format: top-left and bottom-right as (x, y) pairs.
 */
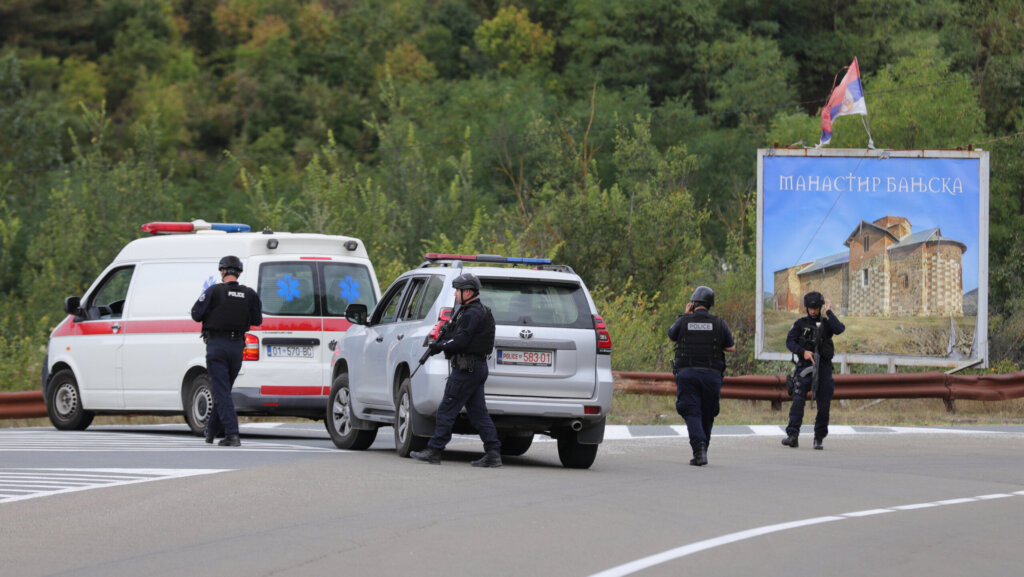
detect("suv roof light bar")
(423, 253), (552, 265)
(141, 219), (251, 235)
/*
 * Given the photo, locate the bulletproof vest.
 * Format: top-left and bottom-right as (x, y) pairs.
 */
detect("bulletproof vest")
(461, 301), (496, 356)
(202, 283), (253, 332)
(796, 315), (835, 361)
(674, 313), (725, 371)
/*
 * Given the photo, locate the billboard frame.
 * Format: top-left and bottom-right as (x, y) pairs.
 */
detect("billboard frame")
(755, 147), (989, 369)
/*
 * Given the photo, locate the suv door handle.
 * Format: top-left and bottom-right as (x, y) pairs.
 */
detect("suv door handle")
(111, 323), (122, 333)
(375, 336), (383, 342)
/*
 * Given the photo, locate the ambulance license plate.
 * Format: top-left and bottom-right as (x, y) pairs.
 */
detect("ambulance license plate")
(496, 349), (552, 367)
(267, 345), (314, 358)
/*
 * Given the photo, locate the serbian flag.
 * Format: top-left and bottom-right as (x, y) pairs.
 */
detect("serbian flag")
(820, 57), (868, 146)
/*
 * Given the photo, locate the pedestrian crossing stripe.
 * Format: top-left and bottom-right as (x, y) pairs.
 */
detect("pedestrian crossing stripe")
(0, 430), (336, 452)
(0, 468), (228, 504)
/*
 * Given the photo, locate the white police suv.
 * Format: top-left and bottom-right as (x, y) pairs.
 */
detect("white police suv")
(326, 253), (613, 469)
(43, 220), (380, 434)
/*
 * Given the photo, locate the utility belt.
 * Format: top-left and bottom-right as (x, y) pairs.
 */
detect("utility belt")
(201, 330), (246, 343)
(671, 357), (723, 376)
(451, 353), (487, 372)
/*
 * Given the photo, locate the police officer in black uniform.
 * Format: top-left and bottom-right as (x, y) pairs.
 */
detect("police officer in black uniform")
(190, 256), (262, 447)
(668, 286), (736, 466)
(410, 273), (502, 467)
(782, 291), (845, 450)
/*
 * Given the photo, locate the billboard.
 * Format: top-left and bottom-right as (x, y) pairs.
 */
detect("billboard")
(756, 148), (989, 368)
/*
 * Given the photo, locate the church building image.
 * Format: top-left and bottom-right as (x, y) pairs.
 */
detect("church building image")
(774, 216), (967, 317)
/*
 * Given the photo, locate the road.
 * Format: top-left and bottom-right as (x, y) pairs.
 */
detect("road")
(2, 423), (1023, 577)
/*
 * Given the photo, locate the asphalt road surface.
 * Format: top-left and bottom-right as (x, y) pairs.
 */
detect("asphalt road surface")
(2, 423), (1023, 577)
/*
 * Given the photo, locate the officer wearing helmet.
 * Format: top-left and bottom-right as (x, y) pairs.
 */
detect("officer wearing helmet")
(668, 286), (735, 466)
(411, 272), (502, 467)
(782, 291), (845, 450)
(190, 255), (262, 447)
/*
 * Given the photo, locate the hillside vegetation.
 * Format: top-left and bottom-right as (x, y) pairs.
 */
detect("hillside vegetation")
(2, 0), (1024, 391)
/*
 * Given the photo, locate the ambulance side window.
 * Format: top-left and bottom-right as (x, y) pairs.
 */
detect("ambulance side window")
(86, 266), (134, 320)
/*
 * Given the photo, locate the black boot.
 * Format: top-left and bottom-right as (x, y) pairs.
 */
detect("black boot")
(689, 443), (708, 466)
(410, 447), (442, 464)
(813, 437), (823, 450)
(218, 434), (241, 447)
(204, 427), (221, 444)
(470, 450), (503, 468)
(781, 434), (799, 448)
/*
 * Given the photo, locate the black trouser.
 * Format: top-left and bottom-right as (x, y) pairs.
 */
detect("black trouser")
(428, 360), (500, 452)
(786, 361), (835, 440)
(675, 367), (723, 454)
(205, 335), (244, 436)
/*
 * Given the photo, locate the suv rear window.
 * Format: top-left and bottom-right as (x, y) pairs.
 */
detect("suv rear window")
(480, 280), (591, 329)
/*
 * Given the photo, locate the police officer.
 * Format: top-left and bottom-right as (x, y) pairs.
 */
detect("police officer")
(668, 286), (736, 466)
(782, 291), (845, 450)
(190, 256), (262, 447)
(410, 273), (502, 467)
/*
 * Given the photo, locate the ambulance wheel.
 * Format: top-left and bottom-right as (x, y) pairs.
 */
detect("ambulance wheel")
(327, 373), (377, 450)
(47, 369), (94, 431)
(184, 373), (213, 436)
(394, 378), (428, 457)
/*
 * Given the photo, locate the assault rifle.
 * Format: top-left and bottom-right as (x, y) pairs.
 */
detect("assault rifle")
(409, 306), (458, 379)
(809, 320), (823, 409)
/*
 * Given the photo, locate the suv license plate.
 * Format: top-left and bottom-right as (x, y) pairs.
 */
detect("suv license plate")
(267, 345), (314, 358)
(497, 349), (552, 367)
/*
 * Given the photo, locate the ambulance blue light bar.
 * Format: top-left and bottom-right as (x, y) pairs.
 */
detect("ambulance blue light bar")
(424, 253), (552, 265)
(141, 220), (251, 235)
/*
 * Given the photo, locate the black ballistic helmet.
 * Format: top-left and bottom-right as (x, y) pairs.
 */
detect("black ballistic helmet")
(219, 255), (244, 276)
(690, 285), (715, 308)
(804, 291), (825, 308)
(452, 272), (481, 293)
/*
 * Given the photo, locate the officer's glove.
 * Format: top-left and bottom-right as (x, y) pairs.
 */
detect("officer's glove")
(427, 341), (444, 356)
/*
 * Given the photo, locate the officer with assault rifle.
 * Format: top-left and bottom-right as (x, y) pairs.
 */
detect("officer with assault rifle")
(782, 291), (845, 450)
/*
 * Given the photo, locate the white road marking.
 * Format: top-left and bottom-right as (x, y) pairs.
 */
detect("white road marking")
(587, 492), (1024, 577)
(748, 425), (785, 436)
(0, 468), (228, 504)
(0, 430), (334, 452)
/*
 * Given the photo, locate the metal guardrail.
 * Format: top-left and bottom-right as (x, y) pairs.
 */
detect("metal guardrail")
(613, 371), (1024, 410)
(4, 371), (1024, 420)
(0, 391), (46, 419)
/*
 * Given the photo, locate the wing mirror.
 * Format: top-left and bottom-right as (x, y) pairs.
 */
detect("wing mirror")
(64, 296), (82, 316)
(345, 303), (368, 325)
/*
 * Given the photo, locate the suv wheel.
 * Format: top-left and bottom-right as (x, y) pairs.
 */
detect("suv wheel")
(499, 435), (533, 456)
(394, 377), (428, 457)
(557, 431), (598, 469)
(327, 373), (378, 450)
(184, 373), (212, 435)
(46, 369), (95, 431)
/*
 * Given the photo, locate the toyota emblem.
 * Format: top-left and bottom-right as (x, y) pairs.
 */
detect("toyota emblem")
(519, 329), (533, 340)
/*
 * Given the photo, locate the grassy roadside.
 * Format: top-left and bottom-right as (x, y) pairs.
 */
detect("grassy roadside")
(5, 395), (1023, 429)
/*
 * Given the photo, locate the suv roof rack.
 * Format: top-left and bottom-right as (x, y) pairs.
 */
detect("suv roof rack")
(419, 253), (573, 273)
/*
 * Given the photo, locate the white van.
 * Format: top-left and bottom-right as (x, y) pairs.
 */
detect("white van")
(43, 220), (380, 434)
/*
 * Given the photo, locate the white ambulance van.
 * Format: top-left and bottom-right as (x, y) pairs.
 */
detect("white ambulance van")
(43, 220), (380, 434)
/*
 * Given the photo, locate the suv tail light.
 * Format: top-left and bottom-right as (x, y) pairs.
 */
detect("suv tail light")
(594, 315), (612, 354)
(428, 307), (454, 341)
(243, 333), (260, 361)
